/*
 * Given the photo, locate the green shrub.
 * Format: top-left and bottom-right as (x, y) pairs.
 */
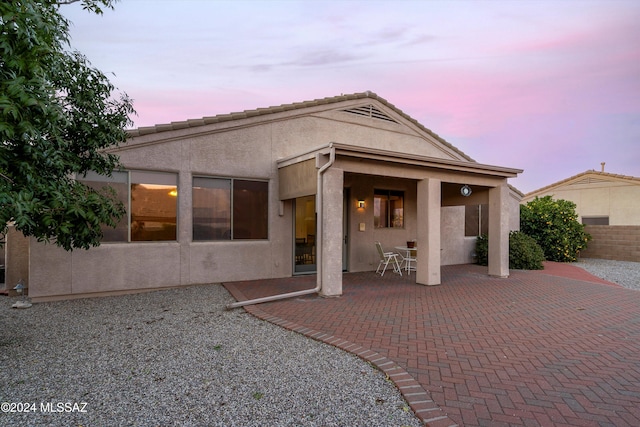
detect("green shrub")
(520, 196), (591, 262)
(475, 234), (488, 266)
(509, 231), (544, 270)
(474, 231), (544, 270)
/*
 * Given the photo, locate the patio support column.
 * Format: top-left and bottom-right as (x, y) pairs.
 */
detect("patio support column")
(416, 178), (441, 286)
(488, 180), (509, 278)
(319, 166), (344, 297)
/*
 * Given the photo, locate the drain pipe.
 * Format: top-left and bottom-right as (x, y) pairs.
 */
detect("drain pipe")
(226, 144), (336, 309)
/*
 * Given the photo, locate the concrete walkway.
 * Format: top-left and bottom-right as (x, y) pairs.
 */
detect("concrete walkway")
(224, 263), (640, 426)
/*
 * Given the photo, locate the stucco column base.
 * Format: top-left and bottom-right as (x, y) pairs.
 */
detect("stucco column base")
(416, 178), (441, 286)
(318, 166), (344, 298)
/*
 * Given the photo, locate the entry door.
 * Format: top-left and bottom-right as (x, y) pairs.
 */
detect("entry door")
(293, 196), (316, 274)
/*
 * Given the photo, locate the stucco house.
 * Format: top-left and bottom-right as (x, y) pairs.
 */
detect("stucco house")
(521, 166), (640, 262)
(521, 167), (640, 225)
(5, 92), (523, 301)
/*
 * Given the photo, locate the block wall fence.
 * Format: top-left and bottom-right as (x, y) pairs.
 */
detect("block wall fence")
(580, 225), (640, 262)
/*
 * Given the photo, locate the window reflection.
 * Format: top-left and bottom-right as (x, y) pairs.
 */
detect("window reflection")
(294, 195), (316, 267)
(374, 190), (404, 228)
(193, 178), (231, 240)
(80, 171), (129, 242)
(192, 177), (268, 241)
(130, 182), (178, 242)
(78, 170), (178, 242)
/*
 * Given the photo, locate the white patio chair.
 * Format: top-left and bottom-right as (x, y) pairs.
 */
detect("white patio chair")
(375, 241), (402, 276)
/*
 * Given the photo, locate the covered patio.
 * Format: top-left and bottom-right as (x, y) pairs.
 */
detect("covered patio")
(224, 265), (640, 426)
(278, 143), (522, 298)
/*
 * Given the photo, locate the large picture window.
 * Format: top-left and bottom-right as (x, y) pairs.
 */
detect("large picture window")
(78, 170), (178, 242)
(374, 189), (404, 228)
(193, 177), (268, 240)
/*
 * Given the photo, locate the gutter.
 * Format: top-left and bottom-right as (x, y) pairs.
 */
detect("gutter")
(226, 143), (336, 309)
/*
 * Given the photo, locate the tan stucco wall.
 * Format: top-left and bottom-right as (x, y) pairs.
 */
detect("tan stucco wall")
(509, 190), (521, 231)
(24, 100), (518, 300)
(441, 206), (476, 265)
(521, 179), (640, 225)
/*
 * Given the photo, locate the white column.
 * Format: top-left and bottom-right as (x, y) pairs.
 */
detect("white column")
(416, 178), (441, 286)
(319, 167), (344, 297)
(488, 181), (509, 278)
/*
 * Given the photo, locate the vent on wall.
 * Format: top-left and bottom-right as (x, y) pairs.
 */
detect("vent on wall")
(342, 105), (398, 123)
(572, 176), (610, 186)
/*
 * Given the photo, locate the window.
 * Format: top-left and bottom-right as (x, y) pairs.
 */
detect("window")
(79, 171), (129, 242)
(582, 216), (609, 225)
(130, 171), (178, 241)
(374, 189), (404, 228)
(78, 170), (178, 242)
(193, 177), (268, 240)
(465, 204), (489, 236)
(193, 178), (231, 240)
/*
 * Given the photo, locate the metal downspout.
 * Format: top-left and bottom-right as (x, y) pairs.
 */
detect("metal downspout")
(226, 144), (336, 310)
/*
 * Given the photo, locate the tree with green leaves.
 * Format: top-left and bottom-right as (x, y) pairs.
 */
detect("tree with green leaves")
(520, 196), (591, 262)
(1, 0), (134, 250)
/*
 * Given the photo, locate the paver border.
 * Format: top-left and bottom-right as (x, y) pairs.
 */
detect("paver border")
(224, 282), (459, 427)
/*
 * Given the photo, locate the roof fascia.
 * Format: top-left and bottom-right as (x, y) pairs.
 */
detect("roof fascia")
(525, 170), (640, 198)
(278, 142), (522, 179)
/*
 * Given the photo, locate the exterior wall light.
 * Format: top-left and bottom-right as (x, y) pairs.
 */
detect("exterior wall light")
(357, 200), (365, 209)
(460, 185), (472, 197)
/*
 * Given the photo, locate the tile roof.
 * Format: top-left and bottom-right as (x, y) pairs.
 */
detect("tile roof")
(525, 170), (640, 197)
(127, 91), (474, 162)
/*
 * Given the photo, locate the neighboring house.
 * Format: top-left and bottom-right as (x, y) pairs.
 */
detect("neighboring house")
(521, 167), (640, 262)
(5, 92), (523, 301)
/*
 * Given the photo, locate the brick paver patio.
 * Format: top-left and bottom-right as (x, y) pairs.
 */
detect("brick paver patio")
(224, 263), (640, 426)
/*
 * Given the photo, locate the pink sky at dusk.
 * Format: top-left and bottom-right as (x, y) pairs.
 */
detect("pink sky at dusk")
(61, 0), (640, 193)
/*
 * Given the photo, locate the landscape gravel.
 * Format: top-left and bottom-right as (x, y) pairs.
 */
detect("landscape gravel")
(573, 258), (640, 290)
(0, 285), (422, 427)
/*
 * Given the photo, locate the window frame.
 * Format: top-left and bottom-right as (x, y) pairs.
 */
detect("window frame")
(192, 175), (269, 241)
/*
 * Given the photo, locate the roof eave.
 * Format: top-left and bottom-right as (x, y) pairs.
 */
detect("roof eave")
(278, 142), (522, 179)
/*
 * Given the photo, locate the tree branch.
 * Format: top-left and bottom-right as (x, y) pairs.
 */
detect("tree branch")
(0, 172), (14, 185)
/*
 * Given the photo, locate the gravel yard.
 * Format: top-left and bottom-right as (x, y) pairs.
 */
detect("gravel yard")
(573, 258), (640, 290)
(1, 285), (422, 427)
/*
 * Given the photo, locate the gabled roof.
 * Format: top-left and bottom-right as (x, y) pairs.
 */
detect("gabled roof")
(126, 91), (474, 162)
(525, 170), (640, 198)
